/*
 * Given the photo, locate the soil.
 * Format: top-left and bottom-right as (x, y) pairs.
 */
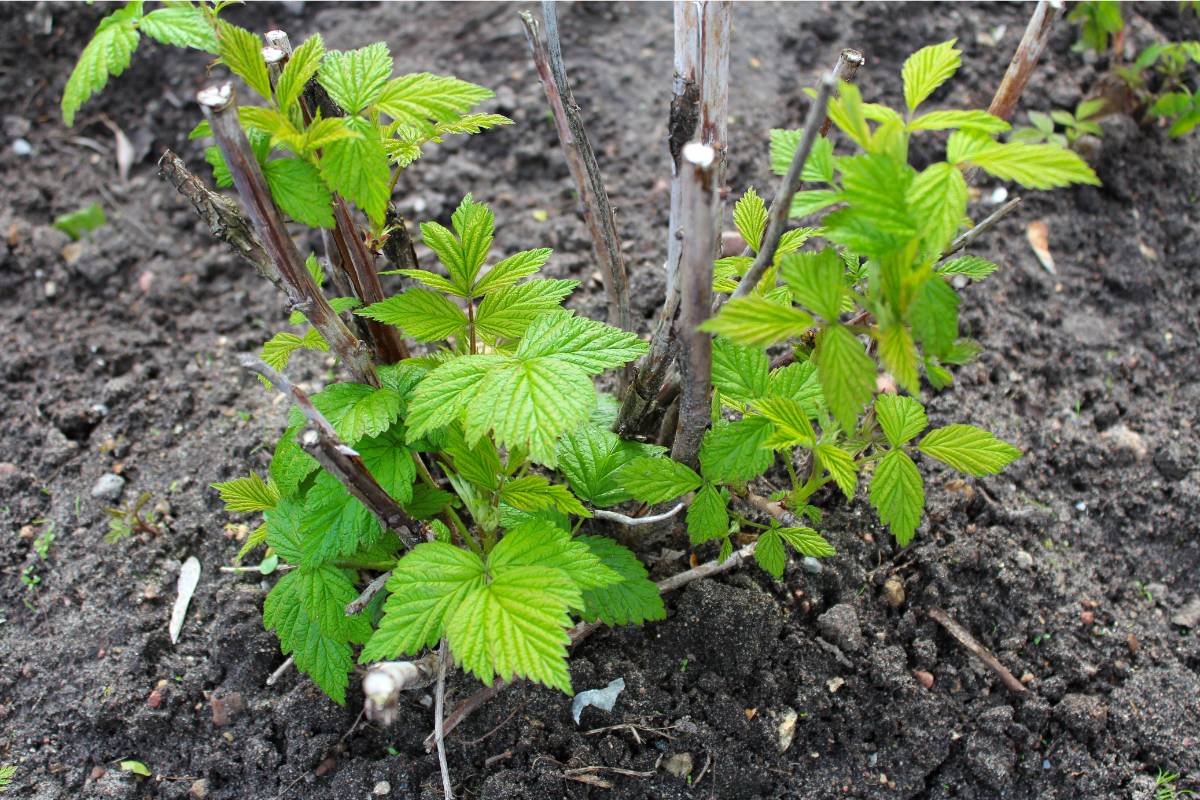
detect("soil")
(2, 2), (1198, 799)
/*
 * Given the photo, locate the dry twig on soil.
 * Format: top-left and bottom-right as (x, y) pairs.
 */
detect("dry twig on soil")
(927, 607), (1028, 694)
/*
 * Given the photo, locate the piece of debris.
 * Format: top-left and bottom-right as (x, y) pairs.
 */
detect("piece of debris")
(211, 692), (246, 727)
(571, 677), (625, 724)
(1026, 220), (1056, 274)
(827, 676), (845, 693)
(169, 556), (201, 644)
(927, 607), (1027, 694)
(913, 670), (935, 689)
(663, 752), (693, 779)
(1171, 596), (1200, 629)
(882, 576), (906, 608)
(774, 707), (798, 752)
(91, 473), (126, 502)
(1099, 424), (1148, 463)
(817, 604), (865, 653)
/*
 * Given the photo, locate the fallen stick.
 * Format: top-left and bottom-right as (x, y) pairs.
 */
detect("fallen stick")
(344, 570), (391, 616)
(266, 655), (294, 686)
(433, 640), (455, 800)
(592, 503), (684, 527)
(927, 607), (1028, 694)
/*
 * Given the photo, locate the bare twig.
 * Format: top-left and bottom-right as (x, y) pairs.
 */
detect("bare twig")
(266, 655), (294, 687)
(927, 607), (1028, 694)
(522, 6), (631, 346)
(592, 503), (684, 527)
(345, 570), (391, 616)
(670, 142), (718, 469)
(732, 72), (836, 299)
(818, 48), (865, 137)
(655, 540), (756, 594)
(199, 84), (377, 386)
(434, 639), (454, 800)
(696, 1), (731, 238)
(988, 1), (1065, 123)
(943, 197), (1022, 258)
(382, 204), (420, 271)
(240, 357), (424, 549)
(156, 150), (280, 293)
(363, 652), (442, 725)
(744, 491), (808, 528)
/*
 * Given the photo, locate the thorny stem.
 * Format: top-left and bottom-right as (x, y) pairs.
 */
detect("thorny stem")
(732, 71), (836, 299)
(199, 84), (377, 387)
(522, 6), (632, 350)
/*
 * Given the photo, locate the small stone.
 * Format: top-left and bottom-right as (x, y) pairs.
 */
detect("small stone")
(826, 676), (845, 693)
(0, 462), (16, 476)
(1014, 550), (1034, 569)
(663, 752), (693, 778)
(774, 708), (798, 753)
(1126, 634), (1139, 654)
(90, 473), (126, 502)
(817, 604), (865, 653)
(882, 576), (905, 607)
(12, 138), (32, 156)
(1080, 611), (1095, 626)
(189, 778), (209, 799)
(61, 241), (85, 266)
(313, 757), (336, 777)
(210, 692), (246, 726)
(44, 280), (57, 297)
(1153, 442), (1191, 481)
(1099, 424), (1148, 463)
(801, 556), (822, 574)
(913, 670), (934, 689)
(89, 766), (107, 781)
(372, 781), (391, 796)
(147, 689), (163, 709)
(1170, 596), (1200, 629)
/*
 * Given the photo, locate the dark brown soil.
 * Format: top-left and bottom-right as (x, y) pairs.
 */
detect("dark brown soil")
(2, 2), (1198, 799)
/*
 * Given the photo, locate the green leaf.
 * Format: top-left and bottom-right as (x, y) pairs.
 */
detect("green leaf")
(615, 456), (702, 505)
(320, 116), (391, 225)
(686, 483), (729, 545)
(212, 472), (279, 513)
(216, 21), (271, 100)
(907, 162), (967, 254)
(950, 137), (1100, 188)
(52, 203), (106, 240)
(699, 296), (814, 347)
(815, 325), (875, 432)
(814, 444), (857, 500)
(473, 248), (553, 296)
(769, 361), (824, 417)
(376, 73), (494, 124)
(699, 417), (774, 483)
(771, 130), (834, 183)
(733, 187), (767, 250)
(902, 39), (962, 112)
(311, 382), (402, 443)
(300, 472), (384, 566)
(937, 255), (997, 281)
(489, 522), (618, 592)
(264, 569), (360, 704)
(516, 310), (648, 374)
(319, 42), (392, 115)
(446, 565), (576, 693)
(834, 153), (917, 239)
(777, 526), (836, 557)
(357, 428), (416, 505)
(918, 424), (1021, 476)
(62, 2), (142, 127)
(752, 397), (816, 449)
(577, 535), (666, 626)
(789, 189), (842, 219)
(908, 275), (960, 359)
(263, 158), (334, 228)
(755, 529), (786, 578)
(878, 324), (920, 395)
(909, 109), (1009, 133)
(138, 6), (217, 52)
(383, 268), (462, 296)
(474, 279), (577, 340)
(499, 475), (590, 517)
(874, 394), (928, 447)
(404, 483), (455, 519)
(780, 249), (844, 321)
(827, 80), (870, 149)
(712, 337), (770, 406)
(275, 34), (324, 112)
(360, 543), (485, 661)
(557, 425), (663, 508)
(869, 449), (925, 545)
(406, 355), (508, 441)
(434, 112), (514, 136)
(264, 497), (305, 563)
(119, 760), (152, 777)
(261, 329), (327, 372)
(357, 288), (469, 342)
(451, 194), (494, 289)
(270, 425), (318, 497)
(294, 564), (373, 640)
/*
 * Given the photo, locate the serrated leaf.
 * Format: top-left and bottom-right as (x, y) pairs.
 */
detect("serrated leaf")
(275, 33), (324, 112)
(498, 475), (590, 517)
(950, 137), (1100, 188)
(311, 382), (402, 443)
(264, 570), (359, 704)
(733, 187), (767, 251)
(360, 542), (485, 661)
(699, 296), (814, 347)
(769, 361), (824, 417)
(212, 472), (279, 513)
(789, 189), (842, 219)
(902, 39), (962, 112)
(686, 483), (729, 545)
(908, 275), (960, 359)
(878, 324), (920, 395)
(828, 80), (870, 150)
(262, 329), (327, 372)
(357, 428), (416, 505)
(474, 279), (577, 340)
(937, 255), (997, 280)
(699, 416), (774, 483)
(217, 20), (271, 100)
(434, 112), (514, 136)
(909, 109), (1010, 133)
(814, 444), (857, 500)
(62, 3), (142, 127)
(557, 426), (663, 508)
(301, 472), (384, 566)
(452, 194), (494, 289)
(780, 249), (844, 321)
(264, 497), (306, 563)
(615, 456), (702, 505)
(752, 397), (816, 449)
(446, 566), (575, 693)
(918, 424), (1021, 476)
(138, 6), (218, 53)
(712, 337), (770, 406)
(320, 116), (391, 225)
(771, 129), (834, 183)
(577, 535), (666, 626)
(815, 325), (876, 432)
(869, 449), (925, 545)
(473, 248), (553, 296)
(516, 310), (648, 374)
(489, 522), (618, 592)
(263, 158), (335, 228)
(406, 355), (508, 441)
(319, 42), (392, 115)
(777, 526), (836, 557)
(835, 153), (917, 239)
(376, 73), (494, 125)
(357, 288), (469, 342)
(52, 203), (107, 240)
(755, 529), (786, 578)
(874, 394), (928, 447)
(295, 564), (373, 640)
(907, 161), (967, 255)
(270, 425), (318, 497)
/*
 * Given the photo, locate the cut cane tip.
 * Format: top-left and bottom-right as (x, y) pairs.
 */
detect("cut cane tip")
(197, 83), (233, 109)
(682, 142), (715, 168)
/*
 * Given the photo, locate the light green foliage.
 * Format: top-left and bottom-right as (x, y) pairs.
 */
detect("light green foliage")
(52, 203), (107, 240)
(1068, 1), (1124, 54)
(0, 764), (14, 792)
(1118, 40), (1200, 138)
(212, 472), (279, 513)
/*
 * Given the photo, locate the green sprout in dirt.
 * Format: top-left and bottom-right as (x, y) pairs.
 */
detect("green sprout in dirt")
(104, 492), (163, 543)
(1156, 769), (1198, 800)
(0, 765), (15, 793)
(1118, 41), (1200, 138)
(1067, 0), (1124, 55)
(1011, 99), (1107, 149)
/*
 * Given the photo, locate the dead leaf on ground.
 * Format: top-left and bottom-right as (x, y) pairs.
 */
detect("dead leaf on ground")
(1026, 220), (1056, 275)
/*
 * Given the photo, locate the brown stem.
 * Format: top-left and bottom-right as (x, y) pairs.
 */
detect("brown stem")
(670, 143), (718, 469)
(697, 1), (731, 244)
(344, 570), (391, 616)
(156, 150), (281, 294)
(331, 197), (409, 363)
(199, 84), (377, 386)
(987, 0), (1064, 123)
(522, 6), (631, 346)
(240, 356), (423, 549)
(927, 607), (1028, 695)
(382, 203), (420, 271)
(732, 71), (836, 299)
(818, 49), (865, 137)
(942, 197), (1022, 258)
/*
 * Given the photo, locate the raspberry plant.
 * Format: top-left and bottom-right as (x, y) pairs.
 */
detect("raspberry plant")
(66, 2), (1097, 739)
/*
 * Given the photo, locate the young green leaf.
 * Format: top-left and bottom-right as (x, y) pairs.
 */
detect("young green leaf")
(376, 73), (494, 125)
(474, 279), (577, 340)
(577, 535), (666, 626)
(357, 288), (469, 342)
(755, 529), (786, 578)
(878, 324), (920, 395)
(516, 310), (648, 374)
(771, 129), (835, 183)
(733, 187), (767, 251)
(311, 382), (402, 443)
(270, 425), (318, 498)
(217, 21), (272, 101)
(814, 443), (857, 500)
(406, 355), (508, 441)
(780, 249), (844, 321)
(918, 424), (1021, 476)
(901, 39), (962, 112)
(52, 203), (107, 240)
(138, 6), (218, 53)
(615, 456), (703, 505)
(300, 473), (384, 566)
(62, 3), (143, 127)
(488, 522), (619, 591)
(473, 248), (553, 296)
(499, 475), (590, 517)
(357, 428), (417, 505)
(768, 361), (824, 417)
(320, 116), (391, 225)
(937, 256), (998, 281)
(868, 449), (925, 545)
(777, 526), (836, 557)
(699, 417), (775, 484)
(212, 472), (279, 513)
(907, 161), (968, 254)
(264, 158), (335, 229)
(814, 325), (876, 433)
(752, 397), (816, 449)
(907, 275), (960, 359)
(557, 426), (664, 508)
(789, 189), (843, 219)
(319, 42), (393, 115)
(874, 394), (928, 447)
(274, 34), (325, 112)
(699, 296), (815, 347)
(686, 483), (729, 545)
(452, 194), (494, 288)
(908, 109), (1009, 133)
(712, 337), (770, 406)
(948, 134), (1100, 188)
